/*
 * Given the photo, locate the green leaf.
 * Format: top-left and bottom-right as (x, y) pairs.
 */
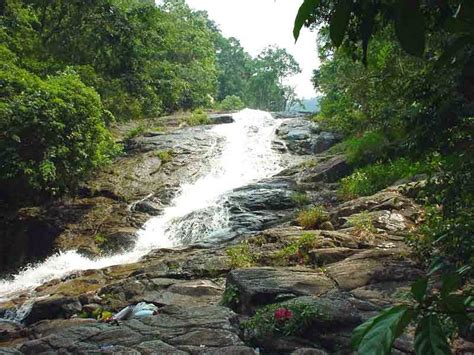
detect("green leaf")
(395, 0), (426, 56)
(440, 273), (461, 298)
(360, 2), (376, 66)
(414, 315), (452, 355)
(411, 277), (428, 303)
(351, 305), (413, 354)
(294, 0), (320, 42)
(330, 0), (352, 47)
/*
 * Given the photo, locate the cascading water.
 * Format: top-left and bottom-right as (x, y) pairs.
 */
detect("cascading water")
(0, 109), (283, 302)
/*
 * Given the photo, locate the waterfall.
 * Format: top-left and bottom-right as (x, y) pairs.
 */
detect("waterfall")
(0, 109), (282, 302)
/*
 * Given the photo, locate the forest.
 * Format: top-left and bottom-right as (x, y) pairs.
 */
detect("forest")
(0, 0), (300, 203)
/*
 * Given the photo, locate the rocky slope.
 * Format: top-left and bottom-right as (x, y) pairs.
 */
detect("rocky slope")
(1, 114), (468, 354)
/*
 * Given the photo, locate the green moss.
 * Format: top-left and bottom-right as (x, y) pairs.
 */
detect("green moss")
(125, 125), (146, 140)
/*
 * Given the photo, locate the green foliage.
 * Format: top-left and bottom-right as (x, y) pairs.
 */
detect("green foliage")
(296, 205), (329, 230)
(0, 67), (120, 200)
(273, 233), (317, 265)
(94, 233), (107, 247)
(125, 125), (146, 140)
(155, 150), (173, 164)
(186, 109), (211, 126)
(344, 131), (388, 165)
(221, 284), (240, 308)
(218, 95), (245, 111)
(244, 302), (324, 337)
(352, 270), (473, 355)
(291, 192), (310, 207)
(339, 158), (427, 199)
(226, 241), (257, 268)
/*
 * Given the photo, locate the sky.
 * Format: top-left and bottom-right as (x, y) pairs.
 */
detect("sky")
(184, 0), (320, 99)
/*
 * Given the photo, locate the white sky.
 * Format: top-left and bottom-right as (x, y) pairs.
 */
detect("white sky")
(183, 0), (320, 98)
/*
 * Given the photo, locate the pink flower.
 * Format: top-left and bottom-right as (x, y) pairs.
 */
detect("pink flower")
(274, 307), (293, 322)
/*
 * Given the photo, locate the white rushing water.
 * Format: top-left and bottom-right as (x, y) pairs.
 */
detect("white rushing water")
(0, 109), (283, 302)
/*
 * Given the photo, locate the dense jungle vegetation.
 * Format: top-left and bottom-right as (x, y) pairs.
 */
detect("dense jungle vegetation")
(0, 0), (301, 203)
(294, 0), (473, 353)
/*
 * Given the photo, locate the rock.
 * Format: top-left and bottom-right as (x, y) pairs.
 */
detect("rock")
(325, 249), (423, 291)
(226, 267), (335, 314)
(319, 221), (334, 231)
(291, 348), (329, 355)
(275, 119), (340, 155)
(19, 305), (243, 354)
(309, 247), (356, 265)
(202, 345), (257, 354)
(23, 296), (82, 325)
(298, 155), (351, 183)
(209, 114), (234, 124)
(135, 340), (187, 354)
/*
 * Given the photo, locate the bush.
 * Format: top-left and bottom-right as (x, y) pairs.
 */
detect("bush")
(273, 233), (318, 265)
(296, 205), (329, 230)
(0, 67), (120, 201)
(243, 302), (324, 337)
(186, 108), (211, 126)
(218, 95), (245, 111)
(226, 241), (257, 268)
(338, 158), (427, 199)
(124, 125), (146, 140)
(344, 131), (388, 165)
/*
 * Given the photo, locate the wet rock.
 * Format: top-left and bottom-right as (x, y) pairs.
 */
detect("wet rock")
(23, 296), (82, 325)
(209, 114), (234, 124)
(226, 267), (335, 314)
(275, 119), (340, 155)
(202, 346), (257, 354)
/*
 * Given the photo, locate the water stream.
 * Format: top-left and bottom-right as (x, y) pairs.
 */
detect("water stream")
(0, 109), (283, 303)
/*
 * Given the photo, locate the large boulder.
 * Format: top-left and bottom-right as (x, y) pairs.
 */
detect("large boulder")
(298, 155), (351, 183)
(226, 267), (335, 314)
(19, 305), (244, 354)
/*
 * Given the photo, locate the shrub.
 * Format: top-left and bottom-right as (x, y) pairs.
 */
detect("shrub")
(0, 67), (120, 201)
(338, 158), (427, 199)
(155, 150), (173, 164)
(218, 95), (245, 111)
(297, 205), (329, 230)
(243, 302), (324, 337)
(291, 192), (310, 207)
(124, 125), (146, 140)
(186, 108), (211, 126)
(344, 131), (388, 165)
(226, 241), (257, 268)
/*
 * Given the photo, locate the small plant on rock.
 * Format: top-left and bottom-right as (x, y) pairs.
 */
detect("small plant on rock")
(226, 241), (257, 268)
(155, 150), (173, 164)
(243, 302), (323, 337)
(348, 211), (377, 242)
(297, 205), (330, 230)
(221, 284), (240, 308)
(291, 191), (310, 207)
(125, 125), (146, 140)
(273, 233), (318, 265)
